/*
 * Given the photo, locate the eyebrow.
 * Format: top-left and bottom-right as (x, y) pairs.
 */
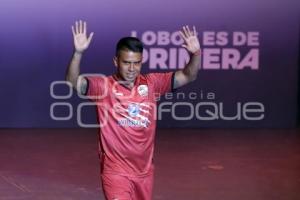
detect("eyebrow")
(122, 60), (142, 63)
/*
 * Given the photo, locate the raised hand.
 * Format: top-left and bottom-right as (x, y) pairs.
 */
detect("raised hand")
(71, 20), (94, 53)
(180, 25), (201, 54)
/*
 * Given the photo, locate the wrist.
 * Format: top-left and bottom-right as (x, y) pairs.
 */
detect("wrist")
(192, 49), (201, 56)
(74, 50), (83, 57)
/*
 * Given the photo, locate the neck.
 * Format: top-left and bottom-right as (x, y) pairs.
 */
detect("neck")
(115, 73), (135, 89)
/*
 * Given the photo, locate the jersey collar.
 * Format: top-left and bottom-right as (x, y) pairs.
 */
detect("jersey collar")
(112, 73), (141, 90)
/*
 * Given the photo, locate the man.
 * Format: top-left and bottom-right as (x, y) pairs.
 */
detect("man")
(66, 20), (200, 200)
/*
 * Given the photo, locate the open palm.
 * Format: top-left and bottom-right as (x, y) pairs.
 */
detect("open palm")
(180, 25), (200, 54)
(72, 20), (94, 53)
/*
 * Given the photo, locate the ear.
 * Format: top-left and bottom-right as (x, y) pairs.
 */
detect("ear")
(113, 56), (118, 67)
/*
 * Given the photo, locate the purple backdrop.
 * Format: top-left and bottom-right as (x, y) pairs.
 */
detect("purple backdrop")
(0, 0), (299, 128)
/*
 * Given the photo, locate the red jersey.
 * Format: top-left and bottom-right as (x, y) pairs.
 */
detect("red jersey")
(86, 72), (174, 177)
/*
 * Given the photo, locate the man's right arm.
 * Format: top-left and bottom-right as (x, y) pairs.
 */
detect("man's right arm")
(65, 20), (94, 95)
(66, 51), (88, 95)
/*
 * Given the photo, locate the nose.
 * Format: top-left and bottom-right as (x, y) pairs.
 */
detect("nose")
(129, 63), (135, 71)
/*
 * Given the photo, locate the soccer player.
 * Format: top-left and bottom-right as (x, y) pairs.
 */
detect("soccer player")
(66, 20), (200, 200)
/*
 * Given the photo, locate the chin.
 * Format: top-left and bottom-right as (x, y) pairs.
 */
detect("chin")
(125, 76), (136, 82)
(125, 74), (137, 81)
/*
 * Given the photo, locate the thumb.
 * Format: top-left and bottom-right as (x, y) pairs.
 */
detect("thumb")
(181, 44), (188, 49)
(87, 32), (94, 45)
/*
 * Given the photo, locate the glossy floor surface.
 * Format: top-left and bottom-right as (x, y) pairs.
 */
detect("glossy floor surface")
(0, 128), (299, 200)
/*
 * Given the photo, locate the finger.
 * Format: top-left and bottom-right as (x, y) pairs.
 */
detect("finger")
(193, 26), (197, 36)
(87, 32), (94, 45)
(75, 21), (79, 34)
(79, 20), (83, 34)
(83, 21), (87, 35)
(179, 31), (187, 42)
(182, 26), (188, 37)
(71, 26), (76, 37)
(186, 25), (192, 37)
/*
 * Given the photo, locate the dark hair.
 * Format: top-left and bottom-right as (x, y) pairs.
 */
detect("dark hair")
(115, 37), (143, 56)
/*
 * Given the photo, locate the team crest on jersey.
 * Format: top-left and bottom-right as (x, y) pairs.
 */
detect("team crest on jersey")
(137, 85), (148, 97)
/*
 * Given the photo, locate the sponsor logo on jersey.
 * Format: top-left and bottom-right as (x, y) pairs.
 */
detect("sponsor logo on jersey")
(128, 103), (140, 117)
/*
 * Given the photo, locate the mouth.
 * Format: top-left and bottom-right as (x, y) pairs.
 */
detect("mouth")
(126, 73), (136, 79)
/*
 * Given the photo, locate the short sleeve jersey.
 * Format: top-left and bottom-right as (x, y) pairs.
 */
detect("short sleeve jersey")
(86, 72), (174, 177)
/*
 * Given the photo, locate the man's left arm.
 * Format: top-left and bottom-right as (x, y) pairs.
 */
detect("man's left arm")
(173, 25), (201, 89)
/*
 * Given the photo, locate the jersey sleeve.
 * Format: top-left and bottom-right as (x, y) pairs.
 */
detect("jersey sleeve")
(146, 72), (175, 96)
(85, 76), (107, 100)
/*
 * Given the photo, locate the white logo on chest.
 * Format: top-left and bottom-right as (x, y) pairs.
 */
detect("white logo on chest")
(137, 85), (148, 97)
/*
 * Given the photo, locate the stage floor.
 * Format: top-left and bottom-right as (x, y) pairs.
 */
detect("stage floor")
(0, 128), (299, 200)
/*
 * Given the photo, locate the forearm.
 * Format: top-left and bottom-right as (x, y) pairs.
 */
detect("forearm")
(182, 51), (201, 81)
(66, 51), (83, 88)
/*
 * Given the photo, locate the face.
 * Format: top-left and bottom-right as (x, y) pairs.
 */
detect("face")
(113, 50), (143, 85)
